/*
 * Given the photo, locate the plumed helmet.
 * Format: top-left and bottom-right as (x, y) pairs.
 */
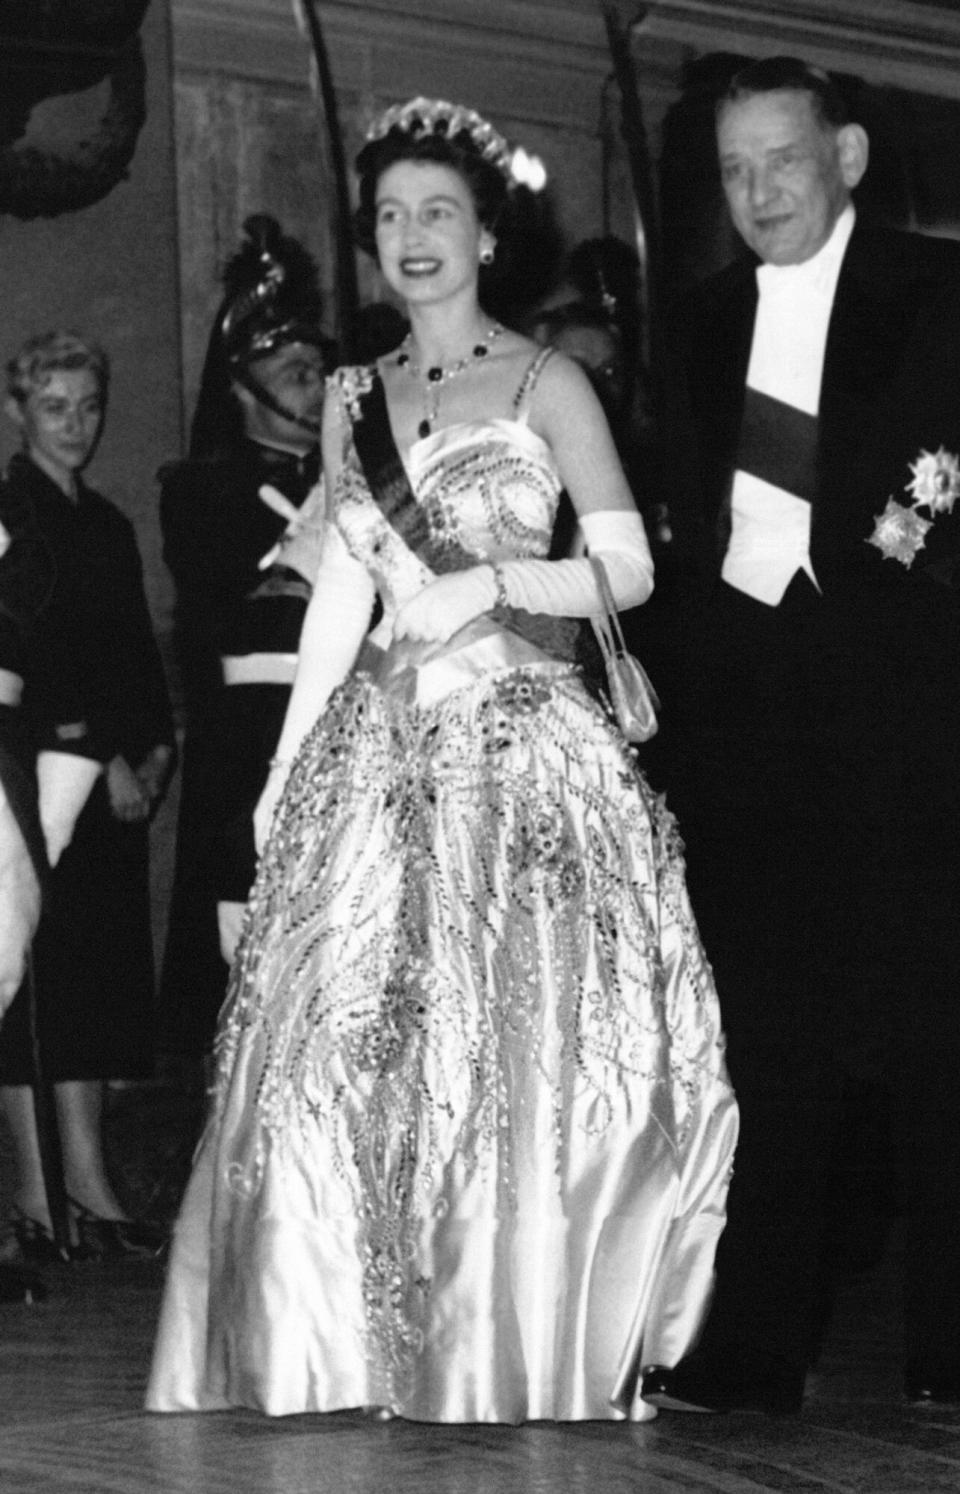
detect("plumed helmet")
(219, 214), (333, 367)
(187, 215), (337, 458)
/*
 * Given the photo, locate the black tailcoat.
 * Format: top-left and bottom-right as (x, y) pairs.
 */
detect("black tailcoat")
(667, 215), (960, 1380)
(676, 215), (960, 602)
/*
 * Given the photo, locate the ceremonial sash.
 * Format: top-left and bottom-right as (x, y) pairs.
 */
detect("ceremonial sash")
(736, 387), (818, 503)
(348, 370), (588, 671)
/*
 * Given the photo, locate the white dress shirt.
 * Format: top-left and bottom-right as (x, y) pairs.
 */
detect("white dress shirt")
(722, 205), (856, 605)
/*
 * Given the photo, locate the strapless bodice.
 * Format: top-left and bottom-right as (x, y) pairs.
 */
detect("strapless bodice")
(334, 416), (562, 618)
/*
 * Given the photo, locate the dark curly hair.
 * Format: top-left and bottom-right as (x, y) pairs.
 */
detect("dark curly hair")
(353, 129), (510, 260)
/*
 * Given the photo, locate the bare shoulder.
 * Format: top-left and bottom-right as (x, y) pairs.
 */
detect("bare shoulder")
(524, 345), (604, 438)
(495, 327), (540, 359)
(532, 345), (595, 401)
(484, 328), (540, 381)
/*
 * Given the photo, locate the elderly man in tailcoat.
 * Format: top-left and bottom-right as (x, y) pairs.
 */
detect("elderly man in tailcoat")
(644, 56), (960, 1414)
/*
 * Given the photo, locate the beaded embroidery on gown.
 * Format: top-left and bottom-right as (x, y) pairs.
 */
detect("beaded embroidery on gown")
(147, 359), (738, 1423)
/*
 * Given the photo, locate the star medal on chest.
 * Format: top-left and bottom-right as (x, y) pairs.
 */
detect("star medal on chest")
(397, 323), (504, 439)
(867, 445), (960, 567)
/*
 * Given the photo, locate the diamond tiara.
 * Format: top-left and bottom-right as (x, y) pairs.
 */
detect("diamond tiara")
(364, 96), (513, 181)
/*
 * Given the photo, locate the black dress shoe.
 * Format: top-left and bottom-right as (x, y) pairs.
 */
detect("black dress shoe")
(69, 1201), (168, 1261)
(8, 1207), (72, 1265)
(0, 1262), (48, 1304)
(905, 1364), (960, 1406)
(641, 1362), (720, 1413)
(641, 1354), (805, 1415)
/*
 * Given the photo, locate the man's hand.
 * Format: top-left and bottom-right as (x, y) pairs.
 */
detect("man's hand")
(106, 755), (151, 823)
(136, 744), (173, 808)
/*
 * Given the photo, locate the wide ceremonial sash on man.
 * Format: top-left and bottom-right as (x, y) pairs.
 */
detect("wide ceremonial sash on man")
(735, 387), (818, 503)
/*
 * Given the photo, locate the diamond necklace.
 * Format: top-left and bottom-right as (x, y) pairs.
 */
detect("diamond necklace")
(397, 322), (504, 439)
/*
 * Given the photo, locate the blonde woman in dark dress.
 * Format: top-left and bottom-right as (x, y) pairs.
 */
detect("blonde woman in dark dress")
(0, 332), (173, 1263)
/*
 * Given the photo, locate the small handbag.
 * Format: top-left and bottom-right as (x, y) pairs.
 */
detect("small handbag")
(589, 555), (660, 743)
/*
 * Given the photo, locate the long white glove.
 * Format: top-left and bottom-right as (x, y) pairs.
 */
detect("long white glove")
(37, 750), (102, 867)
(392, 508), (653, 645)
(392, 566), (498, 644)
(498, 508), (653, 615)
(0, 785), (41, 1012)
(253, 523), (375, 854)
(217, 899), (245, 964)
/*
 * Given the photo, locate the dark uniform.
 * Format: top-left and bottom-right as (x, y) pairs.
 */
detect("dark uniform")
(159, 439), (321, 1055)
(158, 212), (338, 1063)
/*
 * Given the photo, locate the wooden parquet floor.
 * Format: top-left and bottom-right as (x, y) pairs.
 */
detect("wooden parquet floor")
(1, 1080), (959, 1494)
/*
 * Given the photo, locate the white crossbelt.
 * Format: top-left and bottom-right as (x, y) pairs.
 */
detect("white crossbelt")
(221, 652), (298, 686)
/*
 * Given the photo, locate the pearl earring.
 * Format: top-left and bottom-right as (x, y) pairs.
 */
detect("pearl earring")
(480, 245), (495, 265)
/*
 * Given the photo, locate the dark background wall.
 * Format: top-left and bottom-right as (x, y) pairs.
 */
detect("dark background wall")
(0, 0), (181, 638)
(0, 0), (180, 962)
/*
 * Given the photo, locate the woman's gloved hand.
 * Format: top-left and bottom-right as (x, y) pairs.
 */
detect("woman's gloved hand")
(392, 566), (497, 645)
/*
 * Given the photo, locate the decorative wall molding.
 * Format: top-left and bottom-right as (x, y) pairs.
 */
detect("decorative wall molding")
(636, 0), (960, 101)
(167, 2), (639, 434)
(171, 0), (615, 130)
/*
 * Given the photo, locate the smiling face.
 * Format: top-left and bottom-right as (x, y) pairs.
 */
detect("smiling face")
(373, 159), (493, 308)
(7, 368), (104, 490)
(717, 89), (867, 265)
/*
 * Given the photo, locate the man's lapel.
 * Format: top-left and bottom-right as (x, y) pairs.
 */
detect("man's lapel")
(688, 257), (757, 544)
(699, 260), (756, 450)
(819, 220), (907, 465)
(815, 219), (941, 563)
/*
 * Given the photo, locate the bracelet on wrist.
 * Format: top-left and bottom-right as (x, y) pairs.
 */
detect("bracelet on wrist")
(491, 563), (509, 610)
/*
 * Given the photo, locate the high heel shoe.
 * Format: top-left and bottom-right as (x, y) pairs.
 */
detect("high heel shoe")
(8, 1207), (72, 1265)
(68, 1199), (168, 1261)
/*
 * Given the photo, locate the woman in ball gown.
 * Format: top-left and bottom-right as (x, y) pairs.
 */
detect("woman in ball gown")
(147, 96), (737, 1424)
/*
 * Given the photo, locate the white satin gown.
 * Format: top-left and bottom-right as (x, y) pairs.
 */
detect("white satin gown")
(146, 359), (738, 1423)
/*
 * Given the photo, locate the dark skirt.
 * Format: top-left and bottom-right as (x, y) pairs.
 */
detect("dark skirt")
(0, 775), (156, 1085)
